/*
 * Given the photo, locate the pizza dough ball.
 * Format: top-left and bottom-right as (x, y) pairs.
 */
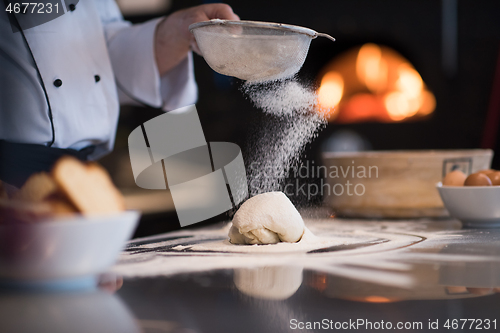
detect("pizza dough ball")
(229, 192), (305, 245)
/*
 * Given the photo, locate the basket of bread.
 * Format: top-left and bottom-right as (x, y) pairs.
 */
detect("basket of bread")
(0, 157), (140, 283)
(0, 156), (126, 222)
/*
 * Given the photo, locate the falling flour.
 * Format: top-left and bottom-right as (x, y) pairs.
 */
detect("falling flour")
(242, 79), (327, 196)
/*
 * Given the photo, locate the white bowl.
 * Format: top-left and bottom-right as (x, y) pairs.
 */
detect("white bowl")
(0, 211), (140, 284)
(437, 184), (500, 227)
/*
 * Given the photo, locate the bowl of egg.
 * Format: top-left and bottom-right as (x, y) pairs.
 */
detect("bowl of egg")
(437, 169), (500, 227)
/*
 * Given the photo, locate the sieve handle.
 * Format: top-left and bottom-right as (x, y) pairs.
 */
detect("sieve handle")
(315, 32), (336, 42)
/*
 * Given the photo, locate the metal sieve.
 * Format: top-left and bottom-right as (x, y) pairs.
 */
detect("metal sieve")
(189, 19), (335, 83)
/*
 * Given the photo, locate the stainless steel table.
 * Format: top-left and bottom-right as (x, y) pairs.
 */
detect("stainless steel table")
(2, 218), (500, 333)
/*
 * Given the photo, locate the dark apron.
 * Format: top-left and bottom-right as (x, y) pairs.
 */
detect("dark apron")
(0, 140), (95, 187)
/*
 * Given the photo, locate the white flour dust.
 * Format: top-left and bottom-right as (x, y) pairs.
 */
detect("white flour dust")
(112, 219), (469, 289)
(242, 79), (327, 196)
(244, 80), (320, 116)
(189, 226), (341, 254)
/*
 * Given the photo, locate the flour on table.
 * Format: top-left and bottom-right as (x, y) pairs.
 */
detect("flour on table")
(112, 218), (472, 290)
(189, 226), (340, 254)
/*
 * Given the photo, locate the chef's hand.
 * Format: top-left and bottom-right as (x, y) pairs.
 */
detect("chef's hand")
(155, 3), (239, 76)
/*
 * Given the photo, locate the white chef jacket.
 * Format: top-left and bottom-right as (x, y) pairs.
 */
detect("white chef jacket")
(0, 0), (197, 159)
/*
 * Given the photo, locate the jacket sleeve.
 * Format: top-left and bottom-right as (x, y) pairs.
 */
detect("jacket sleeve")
(93, 0), (198, 111)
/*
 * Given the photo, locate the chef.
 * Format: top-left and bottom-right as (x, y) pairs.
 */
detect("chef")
(0, 1), (239, 187)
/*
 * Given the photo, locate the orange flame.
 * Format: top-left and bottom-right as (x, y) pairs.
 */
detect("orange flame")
(317, 43), (436, 123)
(318, 72), (344, 117)
(356, 43), (388, 93)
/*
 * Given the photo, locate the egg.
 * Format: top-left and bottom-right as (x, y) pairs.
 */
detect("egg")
(443, 170), (467, 186)
(464, 172), (493, 186)
(486, 171), (500, 185)
(477, 169), (496, 176)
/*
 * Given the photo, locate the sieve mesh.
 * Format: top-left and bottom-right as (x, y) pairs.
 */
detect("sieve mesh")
(190, 20), (334, 83)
